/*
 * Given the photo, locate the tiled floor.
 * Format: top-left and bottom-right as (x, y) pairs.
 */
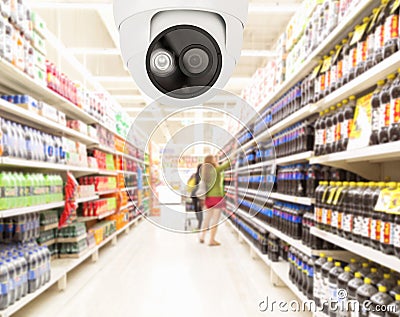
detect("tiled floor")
(13, 211), (311, 317)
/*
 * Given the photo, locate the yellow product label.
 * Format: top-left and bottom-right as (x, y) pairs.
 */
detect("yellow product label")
(321, 187), (330, 203)
(327, 188), (338, 205)
(349, 93), (373, 140)
(389, 190), (400, 213)
(333, 187), (344, 205)
(333, 45), (343, 64)
(320, 56), (332, 74)
(351, 23), (369, 46)
(375, 189), (393, 212)
(368, 7), (382, 33)
(311, 63), (322, 79)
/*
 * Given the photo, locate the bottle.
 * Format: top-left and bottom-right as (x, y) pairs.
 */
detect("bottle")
(360, 263), (372, 279)
(326, 107), (337, 154)
(374, 0), (391, 64)
(330, 45), (341, 94)
(333, 103), (343, 153)
(366, 8), (380, 71)
(342, 34), (353, 86)
(357, 278), (378, 317)
(389, 69), (400, 142)
(348, 272), (365, 316)
(368, 267), (384, 287)
(4, 259), (15, 305)
(379, 74), (397, 144)
(306, 256), (315, 300)
(343, 182), (357, 240)
(371, 81), (386, 145)
(371, 182), (387, 250)
(361, 182), (377, 246)
(337, 266), (354, 317)
(389, 280), (400, 299)
(26, 251), (38, 293)
(322, 257), (335, 314)
(333, 182), (347, 237)
(383, 0), (400, 59)
(378, 273), (396, 291)
(337, 38), (349, 89)
(341, 96), (356, 152)
(347, 28), (360, 83)
(328, 262), (344, 317)
(18, 252), (28, 298)
(12, 256), (22, 301)
(356, 17), (372, 77)
(0, 261), (9, 310)
(386, 294), (400, 317)
(379, 182), (397, 254)
(395, 201), (400, 258)
(370, 286), (394, 317)
(314, 112), (324, 156)
(314, 253), (328, 308)
(353, 182), (366, 244)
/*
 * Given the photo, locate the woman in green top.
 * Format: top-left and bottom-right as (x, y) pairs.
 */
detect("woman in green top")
(199, 154), (231, 246)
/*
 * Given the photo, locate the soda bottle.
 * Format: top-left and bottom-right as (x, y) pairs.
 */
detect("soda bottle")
(333, 102), (343, 153)
(347, 272), (365, 317)
(360, 263), (372, 279)
(320, 109), (329, 155)
(4, 259), (15, 305)
(332, 182), (345, 236)
(389, 69), (400, 141)
(337, 266), (354, 317)
(353, 182), (367, 244)
(370, 182), (387, 249)
(342, 33), (353, 86)
(306, 256), (315, 300)
(357, 277), (378, 317)
(326, 106), (337, 154)
(341, 96), (356, 152)
(379, 182), (397, 254)
(356, 17), (372, 77)
(383, 0), (400, 59)
(370, 286), (394, 317)
(26, 251), (38, 293)
(379, 74), (397, 144)
(395, 198), (400, 258)
(18, 252), (27, 298)
(361, 182), (377, 246)
(328, 262), (344, 317)
(374, 0), (391, 64)
(371, 81), (386, 145)
(12, 256), (22, 301)
(306, 165), (321, 198)
(390, 280), (400, 299)
(0, 261), (9, 310)
(314, 253), (328, 308)
(368, 267), (384, 287)
(314, 112), (324, 156)
(330, 45), (341, 94)
(378, 273), (396, 291)
(347, 28), (359, 82)
(322, 257), (335, 314)
(386, 294), (400, 317)
(366, 8), (380, 71)
(343, 182), (357, 239)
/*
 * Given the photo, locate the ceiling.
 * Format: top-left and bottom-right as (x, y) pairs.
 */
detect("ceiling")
(29, 0), (301, 147)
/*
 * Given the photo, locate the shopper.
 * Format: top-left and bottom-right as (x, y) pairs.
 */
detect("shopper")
(187, 164), (204, 230)
(199, 155), (231, 246)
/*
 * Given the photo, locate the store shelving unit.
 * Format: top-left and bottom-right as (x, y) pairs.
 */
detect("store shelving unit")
(311, 227), (400, 273)
(77, 209), (116, 222)
(0, 215), (144, 317)
(95, 189), (119, 196)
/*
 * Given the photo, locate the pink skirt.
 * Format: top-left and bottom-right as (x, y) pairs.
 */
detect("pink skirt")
(205, 197), (225, 209)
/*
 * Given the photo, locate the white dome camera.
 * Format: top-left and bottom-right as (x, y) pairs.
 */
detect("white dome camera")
(114, 0), (248, 106)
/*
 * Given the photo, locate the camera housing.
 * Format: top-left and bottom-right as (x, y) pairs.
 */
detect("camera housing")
(114, 0), (248, 105)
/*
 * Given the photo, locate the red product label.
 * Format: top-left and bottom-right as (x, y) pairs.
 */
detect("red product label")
(384, 15), (399, 43)
(320, 74), (326, 92)
(376, 220), (382, 242)
(390, 98), (400, 124)
(327, 209), (332, 226)
(385, 103), (391, 127)
(338, 212), (343, 230)
(337, 60), (343, 81)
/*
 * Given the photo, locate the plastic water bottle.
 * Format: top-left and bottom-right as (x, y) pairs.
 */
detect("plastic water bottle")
(0, 261), (9, 309)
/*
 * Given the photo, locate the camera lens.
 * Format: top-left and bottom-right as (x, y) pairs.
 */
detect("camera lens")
(150, 49), (175, 76)
(182, 48), (210, 75)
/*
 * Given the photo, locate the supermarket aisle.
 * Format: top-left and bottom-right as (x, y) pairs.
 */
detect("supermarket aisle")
(14, 214), (309, 317)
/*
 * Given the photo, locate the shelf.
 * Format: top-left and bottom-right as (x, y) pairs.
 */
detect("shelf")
(120, 201), (135, 210)
(270, 261), (309, 304)
(276, 151), (314, 166)
(0, 98), (99, 146)
(0, 157), (99, 173)
(254, 0), (379, 116)
(269, 193), (315, 206)
(57, 233), (87, 243)
(311, 227), (400, 273)
(0, 201), (65, 218)
(88, 144), (117, 155)
(40, 223), (59, 231)
(96, 189), (119, 196)
(121, 186), (137, 192)
(118, 170), (137, 176)
(40, 239), (57, 247)
(75, 196), (99, 204)
(77, 209), (116, 222)
(97, 170), (118, 176)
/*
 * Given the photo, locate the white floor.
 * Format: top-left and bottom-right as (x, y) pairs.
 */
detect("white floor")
(13, 213), (311, 317)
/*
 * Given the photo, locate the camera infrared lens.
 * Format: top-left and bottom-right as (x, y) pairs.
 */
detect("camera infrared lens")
(150, 49), (176, 76)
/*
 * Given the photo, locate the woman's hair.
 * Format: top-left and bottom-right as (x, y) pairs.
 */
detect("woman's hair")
(202, 155), (217, 188)
(204, 155), (216, 167)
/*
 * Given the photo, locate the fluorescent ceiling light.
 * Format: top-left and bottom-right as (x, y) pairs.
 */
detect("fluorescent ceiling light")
(248, 3), (300, 14)
(241, 50), (277, 57)
(68, 48), (120, 55)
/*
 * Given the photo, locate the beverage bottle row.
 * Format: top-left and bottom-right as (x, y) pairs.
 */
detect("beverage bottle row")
(288, 247), (314, 300)
(0, 242), (51, 310)
(0, 117), (66, 163)
(314, 96), (356, 156)
(314, 181), (400, 259)
(0, 172), (64, 210)
(303, 0), (400, 107)
(273, 120), (314, 158)
(1, 213), (40, 243)
(39, 210), (59, 227)
(370, 70), (400, 145)
(314, 254), (400, 317)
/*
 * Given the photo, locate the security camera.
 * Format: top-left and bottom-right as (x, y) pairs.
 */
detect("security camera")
(114, 0), (248, 106)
